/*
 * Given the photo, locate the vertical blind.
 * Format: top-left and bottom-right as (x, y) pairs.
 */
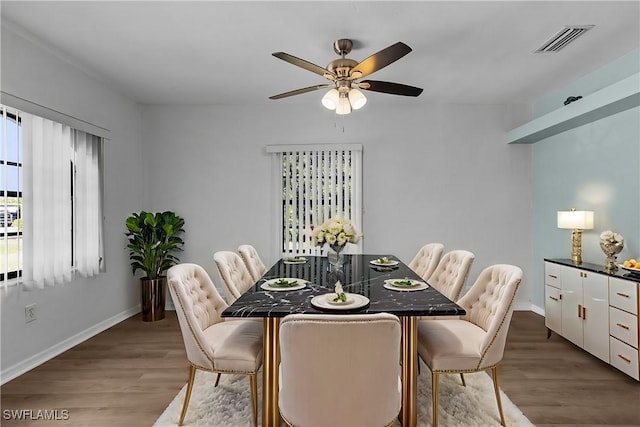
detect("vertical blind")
(22, 113), (74, 286)
(1, 105), (104, 289)
(73, 130), (104, 278)
(269, 144), (362, 255)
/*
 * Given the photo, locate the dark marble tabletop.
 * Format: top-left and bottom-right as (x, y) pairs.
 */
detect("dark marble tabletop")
(222, 254), (466, 318)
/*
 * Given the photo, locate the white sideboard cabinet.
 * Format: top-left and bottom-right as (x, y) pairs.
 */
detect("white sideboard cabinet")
(544, 259), (640, 380)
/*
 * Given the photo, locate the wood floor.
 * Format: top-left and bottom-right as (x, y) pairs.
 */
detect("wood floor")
(1, 311), (638, 426)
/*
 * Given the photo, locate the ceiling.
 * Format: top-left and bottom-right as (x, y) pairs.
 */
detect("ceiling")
(2, 1), (639, 106)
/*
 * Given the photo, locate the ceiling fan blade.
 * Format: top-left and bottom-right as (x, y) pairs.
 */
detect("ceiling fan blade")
(359, 80), (423, 97)
(269, 84), (331, 100)
(272, 52), (336, 78)
(350, 42), (412, 78)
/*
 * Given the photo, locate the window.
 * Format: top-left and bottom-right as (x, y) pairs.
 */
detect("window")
(269, 144), (362, 255)
(0, 105), (104, 288)
(0, 108), (23, 282)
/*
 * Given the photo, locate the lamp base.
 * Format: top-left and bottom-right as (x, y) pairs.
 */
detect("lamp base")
(570, 229), (583, 265)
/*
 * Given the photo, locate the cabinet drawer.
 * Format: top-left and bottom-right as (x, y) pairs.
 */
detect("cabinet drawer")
(544, 262), (562, 288)
(609, 278), (638, 315)
(610, 307), (638, 348)
(610, 337), (640, 380)
(545, 285), (562, 334)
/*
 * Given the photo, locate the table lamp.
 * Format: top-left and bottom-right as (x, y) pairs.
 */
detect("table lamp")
(557, 208), (594, 264)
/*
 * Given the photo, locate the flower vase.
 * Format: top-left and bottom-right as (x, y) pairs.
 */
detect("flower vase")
(328, 243), (346, 269)
(600, 241), (624, 273)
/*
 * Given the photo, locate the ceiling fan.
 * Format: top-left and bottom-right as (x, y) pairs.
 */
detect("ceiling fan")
(269, 39), (423, 114)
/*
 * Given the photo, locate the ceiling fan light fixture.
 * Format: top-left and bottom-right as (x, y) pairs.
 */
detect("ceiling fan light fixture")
(348, 88), (367, 110)
(321, 88), (339, 110)
(336, 95), (352, 115)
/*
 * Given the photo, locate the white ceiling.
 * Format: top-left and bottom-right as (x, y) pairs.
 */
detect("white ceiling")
(2, 1), (639, 106)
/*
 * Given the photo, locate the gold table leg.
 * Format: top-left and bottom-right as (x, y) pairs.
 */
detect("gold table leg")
(400, 316), (418, 427)
(262, 318), (281, 427)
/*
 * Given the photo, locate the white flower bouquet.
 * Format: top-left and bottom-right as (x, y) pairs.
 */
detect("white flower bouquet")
(310, 217), (360, 248)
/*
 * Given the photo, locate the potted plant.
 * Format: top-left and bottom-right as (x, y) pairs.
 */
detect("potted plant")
(125, 211), (185, 321)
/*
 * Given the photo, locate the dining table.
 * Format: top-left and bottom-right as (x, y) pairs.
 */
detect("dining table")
(221, 254), (466, 427)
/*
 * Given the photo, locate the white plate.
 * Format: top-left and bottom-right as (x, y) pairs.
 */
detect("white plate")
(324, 293), (355, 306)
(283, 257), (307, 265)
(619, 264), (640, 273)
(369, 259), (399, 267)
(261, 278), (307, 291)
(311, 293), (369, 310)
(383, 279), (429, 291)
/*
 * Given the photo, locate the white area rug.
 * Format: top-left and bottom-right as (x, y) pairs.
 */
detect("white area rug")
(154, 366), (534, 427)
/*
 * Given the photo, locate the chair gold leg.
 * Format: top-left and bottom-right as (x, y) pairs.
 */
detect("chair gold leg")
(491, 366), (506, 426)
(250, 373), (258, 427)
(460, 373), (466, 387)
(215, 372), (221, 387)
(432, 372), (439, 427)
(179, 366), (197, 426)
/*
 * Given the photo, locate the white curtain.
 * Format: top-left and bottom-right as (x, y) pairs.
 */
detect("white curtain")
(22, 114), (73, 288)
(74, 130), (103, 277)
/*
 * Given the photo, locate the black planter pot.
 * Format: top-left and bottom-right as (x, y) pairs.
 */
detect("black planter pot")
(140, 277), (166, 322)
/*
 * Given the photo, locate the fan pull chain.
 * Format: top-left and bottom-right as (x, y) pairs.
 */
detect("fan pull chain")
(332, 111), (346, 133)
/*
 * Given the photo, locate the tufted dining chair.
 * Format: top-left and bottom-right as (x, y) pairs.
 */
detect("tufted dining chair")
(408, 243), (445, 281)
(213, 250), (256, 304)
(167, 263), (263, 427)
(237, 244), (267, 283)
(428, 249), (475, 301)
(279, 313), (402, 427)
(417, 264), (523, 427)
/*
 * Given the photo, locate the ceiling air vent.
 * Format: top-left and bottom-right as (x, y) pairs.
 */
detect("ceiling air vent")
(534, 25), (595, 53)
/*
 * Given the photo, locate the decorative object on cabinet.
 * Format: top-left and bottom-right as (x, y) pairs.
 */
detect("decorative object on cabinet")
(544, 259), (639, 381)
(599, 230), (624, 273)
(557, 209), (594, 265)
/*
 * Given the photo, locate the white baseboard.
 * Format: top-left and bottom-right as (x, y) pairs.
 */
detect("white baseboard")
(513, 301), (545, 316)
(1, 306), (140, 385)
(530, 303), (545, 316)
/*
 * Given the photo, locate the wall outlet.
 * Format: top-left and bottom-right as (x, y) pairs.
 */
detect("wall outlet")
(25, 303), (37, 323)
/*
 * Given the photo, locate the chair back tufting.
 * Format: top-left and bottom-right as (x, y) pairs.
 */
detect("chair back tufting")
(428, 249), (475, 301)
(167, 263), (228, 369)
(213, 250), (255, 304)
(238, 244), (267, 283)
(408, 243), (445, 281)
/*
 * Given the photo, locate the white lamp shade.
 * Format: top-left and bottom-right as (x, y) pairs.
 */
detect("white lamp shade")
(321, 89), (339, 110)
(348, 88), (367, 110)
(557, 210), (594, 229)
(336, 96), (352, 115)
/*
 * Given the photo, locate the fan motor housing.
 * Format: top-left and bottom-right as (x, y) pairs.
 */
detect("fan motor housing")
(327, 58), (358, 78)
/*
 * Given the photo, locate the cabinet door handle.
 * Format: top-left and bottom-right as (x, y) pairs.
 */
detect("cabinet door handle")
(582, 306), (587, 320)
(578, 304), (583, 319)
(616, 292), (630, 298)
(617, 354), (631, 364)
(549, 296), (559, 302)
(548, 274), (558, 279)
(616, 322), (630, 330)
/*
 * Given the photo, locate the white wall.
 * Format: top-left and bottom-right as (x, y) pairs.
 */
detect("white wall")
(141, 101), (533, 307)
(1, 26), (144, 381)
(531, 49), (640, 309)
